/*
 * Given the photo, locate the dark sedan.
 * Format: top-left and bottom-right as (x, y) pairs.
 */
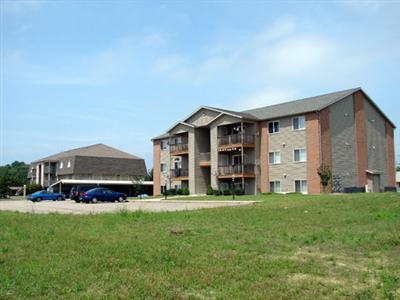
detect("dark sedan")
(79, 188), (127, 203)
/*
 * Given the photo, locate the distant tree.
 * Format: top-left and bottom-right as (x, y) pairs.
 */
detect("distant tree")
(0, 161), (29, 194)
(397, 166), (400, 172)
(144, 168), (153, 181)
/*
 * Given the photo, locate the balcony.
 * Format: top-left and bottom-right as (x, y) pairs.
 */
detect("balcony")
(199, 152), (211, 167)
(218, 164), (255, 179)
(44, 166), (57, 174)
(171, 168), (189, 180)
(218, 134), (255, 150)
(170, 143), (189, 156)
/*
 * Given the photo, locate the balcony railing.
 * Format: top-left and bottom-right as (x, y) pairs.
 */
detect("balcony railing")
(170, 143), (189, 154)
(44, 166), (57, 174)
(218, 134), (255, 146)
(171, 168), (189, 178)
(199, 152), (210, 162)
(218, 164), (255, 176)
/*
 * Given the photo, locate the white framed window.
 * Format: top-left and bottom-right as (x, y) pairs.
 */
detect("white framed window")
(67, 160), (71, 168)
(59, 162), (63, 169)
(292, 116), (305, 130)
(268, 151), (281, 164)
(269, 181), (281, 193)
(160, 163), (167, 172)
(294, 148), (307, 162)
(295, 180), (307, 193)
(268, 121), (280, 134)
(160, 140), (168, 150)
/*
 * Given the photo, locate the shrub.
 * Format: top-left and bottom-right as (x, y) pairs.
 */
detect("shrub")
(176, 189), (183, 195)
(213, 189), (222, 196)
(166, 189), (177, 196)
(234, 188), (245, 195)
(181, 188), (190, 195)
(26, 184), (42, 194)
(223, 189), (232, 196)
(206, 186), (214, 195)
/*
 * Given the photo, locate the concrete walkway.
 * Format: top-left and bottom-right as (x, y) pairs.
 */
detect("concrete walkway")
(0, 199), (256, 215)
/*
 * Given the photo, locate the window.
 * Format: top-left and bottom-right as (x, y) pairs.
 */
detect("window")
(270, 181), (281, 193)
(294, 149), (307, 162)
(293, 116), (305, 130)
(161, 186), (167, 193)
(160, 140), (168, 150)
(268, 121), (280, 133)
(67, 160), (71, 168)
(160, 163), (167, 172)
(59, 162), (63, 169)
(269, 151), (281, 164)
(295, 180), (307, 193)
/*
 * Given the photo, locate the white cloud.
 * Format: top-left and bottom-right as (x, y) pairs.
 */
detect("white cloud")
(2, 0), (45, 14)
(4, 33), (167, 86)
(233, 87), (299, 111)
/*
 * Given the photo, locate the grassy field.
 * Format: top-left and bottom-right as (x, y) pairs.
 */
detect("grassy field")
(0, 193), (399, 299)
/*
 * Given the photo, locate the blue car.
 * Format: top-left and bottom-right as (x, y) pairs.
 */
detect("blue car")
(27, 190), (65, 202)
(79, 188), (127, 203)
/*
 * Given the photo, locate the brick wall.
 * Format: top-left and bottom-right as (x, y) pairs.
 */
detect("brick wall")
(306, 112), (322, 194)
(354, 91), (368, 187)
(385, 121), (396, 186)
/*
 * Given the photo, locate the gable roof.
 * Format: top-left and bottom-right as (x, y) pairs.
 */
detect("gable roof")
(242, 87), (360, 120)
(152, 87), (395, 140)
(33, 143), (142, 163)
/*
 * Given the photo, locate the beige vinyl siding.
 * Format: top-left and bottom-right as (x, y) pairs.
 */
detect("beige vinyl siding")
(268, 116), (307, 193)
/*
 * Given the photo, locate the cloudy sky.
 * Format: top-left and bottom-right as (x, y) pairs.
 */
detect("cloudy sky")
(1, 0), (400, 168)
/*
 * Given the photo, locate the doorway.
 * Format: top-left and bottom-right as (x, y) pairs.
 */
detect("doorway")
(367, 173), (380, 192)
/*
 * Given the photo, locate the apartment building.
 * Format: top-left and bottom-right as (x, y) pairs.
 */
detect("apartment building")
(28, 143), (147, 188)
(152, 88), (396, 195)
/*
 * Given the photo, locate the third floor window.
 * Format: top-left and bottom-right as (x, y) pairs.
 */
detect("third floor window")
(268, 121), (280, 134)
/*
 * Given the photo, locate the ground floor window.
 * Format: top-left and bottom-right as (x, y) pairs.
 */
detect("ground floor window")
(161, 185), (167, 193)
(295, 180), (307, 193)
(269, 181), (281, 193)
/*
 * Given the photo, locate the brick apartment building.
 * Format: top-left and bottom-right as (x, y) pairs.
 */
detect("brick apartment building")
(28, 144), (148, 194)
(152, 88), (396, 195)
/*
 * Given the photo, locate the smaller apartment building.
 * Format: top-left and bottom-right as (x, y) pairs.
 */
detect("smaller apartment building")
(28, 144), (147, 188)
(152, 88), (396, 195)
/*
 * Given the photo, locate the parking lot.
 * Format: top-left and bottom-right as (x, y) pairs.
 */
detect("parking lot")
(0, 199), (255, 215)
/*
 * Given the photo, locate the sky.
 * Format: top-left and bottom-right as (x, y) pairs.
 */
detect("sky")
(1, 0), (400, 169)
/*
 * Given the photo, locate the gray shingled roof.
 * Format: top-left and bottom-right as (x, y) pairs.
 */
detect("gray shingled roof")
(33, 144), (141, 163)
(152, 87), (395, 140)
(242, 87), (360, 120)
(203, 106), (257, 120)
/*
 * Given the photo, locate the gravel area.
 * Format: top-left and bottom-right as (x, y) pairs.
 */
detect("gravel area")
(0, 199), (255, 215)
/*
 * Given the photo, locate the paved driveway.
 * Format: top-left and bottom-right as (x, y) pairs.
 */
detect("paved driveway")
(0, 199), (255, 215)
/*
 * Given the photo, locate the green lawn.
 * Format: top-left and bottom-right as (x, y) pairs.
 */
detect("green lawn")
(0, 193), (399, 299)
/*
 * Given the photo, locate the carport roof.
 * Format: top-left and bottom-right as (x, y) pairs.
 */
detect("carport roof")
(49, 179), (153, 188)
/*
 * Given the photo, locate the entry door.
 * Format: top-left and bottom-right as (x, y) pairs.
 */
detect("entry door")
(367, 174), (380, 192)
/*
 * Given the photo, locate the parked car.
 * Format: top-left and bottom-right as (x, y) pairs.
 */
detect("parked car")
(27, 190), (65, 202)
(70, 185), (97, 202)
(79, 188), (127, 203)
(0, 193), (10, 199)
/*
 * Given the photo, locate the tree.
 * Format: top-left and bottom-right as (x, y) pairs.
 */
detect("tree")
(317, 165), (332, 193)
(144, 168), (153, 181)
(397, 166), (400, 172)
(0, 161), (29, 194)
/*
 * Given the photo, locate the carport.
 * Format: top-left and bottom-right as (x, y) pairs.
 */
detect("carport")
(48, 179), (153, 197)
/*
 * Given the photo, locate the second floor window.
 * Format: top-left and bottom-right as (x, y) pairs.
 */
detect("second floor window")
(268, 121), (280, 134)
(294, 149), (307, 162)
(293, 116), (305, 130)
(67, 161), (71, 168)
(59, 162), (63, 169)
(160, 163), (167, 172)
(160, 140), (168, 150)
(269, 151), (281, 164)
